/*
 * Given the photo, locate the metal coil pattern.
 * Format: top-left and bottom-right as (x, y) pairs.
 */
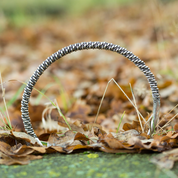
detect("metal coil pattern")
(21, 41), (160, 139)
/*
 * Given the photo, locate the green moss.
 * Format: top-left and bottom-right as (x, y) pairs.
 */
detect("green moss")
(48, 171), (61, 177)
(0, 152), (178, 178)
(87, 153), (99, 158)
(119, 173), (129, 178)
(19, 172), (27, 176)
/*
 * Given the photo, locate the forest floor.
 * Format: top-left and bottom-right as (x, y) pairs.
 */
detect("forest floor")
(0, 0), (178, 177)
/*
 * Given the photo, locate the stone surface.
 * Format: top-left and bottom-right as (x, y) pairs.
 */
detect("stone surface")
(0, 152), (178, 178)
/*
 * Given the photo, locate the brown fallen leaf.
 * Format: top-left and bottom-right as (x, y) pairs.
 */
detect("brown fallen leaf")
(48, 146), (65, 153)
(0, 141), (15, 156)
(98, 133), (133, 150)
(74, 132), (90, 141)
(11, 131), (42, 146)
(10, 144), (35, 156)
(150, 148), (178, 169)
(70, 121), (85, 133)
(174, 123), (178, 133)
(111, 129), (140, 142)
(123, 121), (141, 132)
(0, 154), (42, 165)
(66, 100), (91, 120)
(0, 130), (42, 146)
(65, 145), (94, 153)
(100, 146), (138, 153)
(47, 130), (80, 147)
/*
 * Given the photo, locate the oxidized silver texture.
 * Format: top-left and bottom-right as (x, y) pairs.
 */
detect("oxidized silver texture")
(21, 41), (160, 138)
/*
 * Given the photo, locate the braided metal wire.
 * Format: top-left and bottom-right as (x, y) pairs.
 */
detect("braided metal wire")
(21, 41), (160, 140)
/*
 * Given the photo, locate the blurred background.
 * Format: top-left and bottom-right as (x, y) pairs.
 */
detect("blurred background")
(1, 0), (177, 80)
(0, 0), (178, 132)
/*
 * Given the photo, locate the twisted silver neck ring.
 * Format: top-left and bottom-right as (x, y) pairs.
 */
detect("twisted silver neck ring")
(21, 41), (160, 145)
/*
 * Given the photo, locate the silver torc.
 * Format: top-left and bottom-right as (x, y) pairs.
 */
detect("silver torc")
(21, 41), (160, 140)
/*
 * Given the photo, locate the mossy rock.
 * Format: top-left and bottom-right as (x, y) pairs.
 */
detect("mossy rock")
(1, 152), (178, 178)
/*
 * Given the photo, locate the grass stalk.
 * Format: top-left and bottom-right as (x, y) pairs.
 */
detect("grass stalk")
(0, 73), (12, 130)
(10, 79), (72, 130)
(35, 83), (55, 105)
(0, 111), (7, 129)
(156, 104), (178, 134)
(94, 78), (112, 123)
(53, 76), (72, 111)
(54, 99), (71, 130)
(129, 83), (144, 133)
(95, 78), (146, 128)
(6, 84), (25, 108)
(116, 111), (125, 133)
(159, 112), (178, 130)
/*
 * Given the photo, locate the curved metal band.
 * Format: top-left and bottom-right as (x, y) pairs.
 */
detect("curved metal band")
(21, 41), (160, 139)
